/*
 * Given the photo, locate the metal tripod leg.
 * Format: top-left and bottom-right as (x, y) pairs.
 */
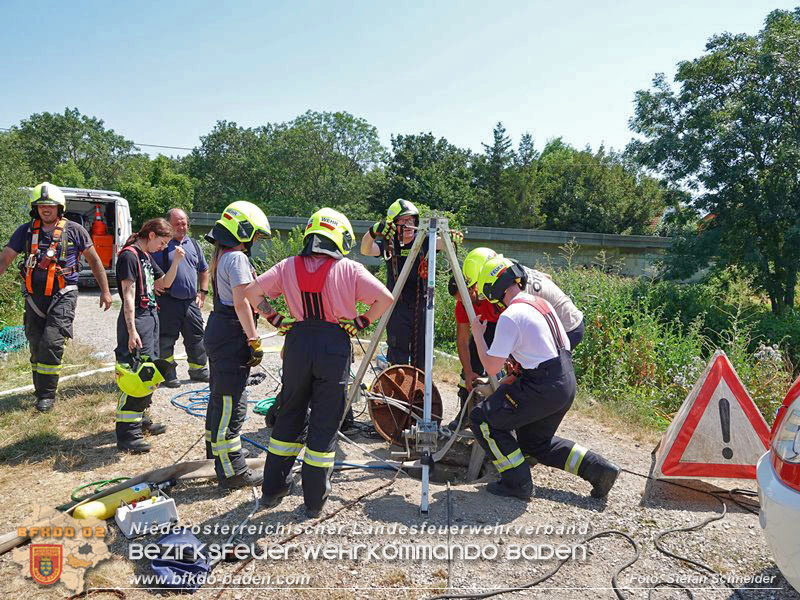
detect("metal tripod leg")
(344, 224), (427, 416)
(439, 229), (498, 481)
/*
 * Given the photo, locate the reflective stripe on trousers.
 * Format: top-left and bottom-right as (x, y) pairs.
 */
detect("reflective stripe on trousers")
(267, 436), (303, 457)
(115, 391), (143, 423)
(480, 422), (525, 472)
(210, 395), (241, 478)
(303, 448), (335, 469)
(564, 443), (588, 475)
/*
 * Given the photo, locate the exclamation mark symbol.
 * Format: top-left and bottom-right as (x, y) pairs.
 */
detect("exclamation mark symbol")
(719, 398), (733, 459)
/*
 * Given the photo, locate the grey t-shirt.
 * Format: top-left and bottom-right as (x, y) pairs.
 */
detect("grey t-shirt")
(522, 266), (584, 332)
(214, 251), (254, 307)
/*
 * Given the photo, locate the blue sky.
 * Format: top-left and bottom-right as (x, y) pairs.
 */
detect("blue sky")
(0, 1), (795, 157)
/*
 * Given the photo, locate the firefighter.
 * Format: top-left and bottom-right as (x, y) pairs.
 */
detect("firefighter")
(0, 183), (113, 412)
(519, 262), (585, 349)
(360, 199), (429, 369)
(461, 247), (585, 350)
(469, 255), (619, 500)
(115, 218), (184, 453)
(247, 208), (392, 516)
(155, 207), (209, 387)
(447, 247), (501, 430)
(203, 201), (271, 489)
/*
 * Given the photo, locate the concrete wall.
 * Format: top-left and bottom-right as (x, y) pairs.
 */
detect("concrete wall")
(190, 213), (672, 276)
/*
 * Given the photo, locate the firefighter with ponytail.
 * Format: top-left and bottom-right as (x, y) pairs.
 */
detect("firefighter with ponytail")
(246, 208), (392, 516)
(203, 201), (271, 489)
(469, 255), (619, 500)
(0, 183), (113, 412)
(114, 218), (183, 453)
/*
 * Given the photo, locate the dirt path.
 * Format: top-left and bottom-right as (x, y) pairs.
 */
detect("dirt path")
(0, 290), (796, 599)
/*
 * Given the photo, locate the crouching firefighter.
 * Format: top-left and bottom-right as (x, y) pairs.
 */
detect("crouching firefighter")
(0, 183), (112, 412)
(115, 218), (183, 453)
(246, 208), (393, 516)
(469, 256), (620, 501)
(203, 201), (272, 489)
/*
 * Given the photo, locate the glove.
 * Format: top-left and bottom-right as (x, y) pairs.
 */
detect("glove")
(246, 338), (264, 367)
(267, 312), (296, 336)
(339, 316), (371, 337)
(449, 229), (464, 244)
(369, 219), (395, 239)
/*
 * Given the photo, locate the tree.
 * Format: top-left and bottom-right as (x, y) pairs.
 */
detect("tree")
(118, 155), (194, 227)
(0, 131), (33, 324)
(629, 8), (800, 313)
(384, 133), (479, 218)
(473, 122), (516, 226)
(14, 108), (135, 186)
(536, 140), (666, 234)
(187, 112), (386, 219)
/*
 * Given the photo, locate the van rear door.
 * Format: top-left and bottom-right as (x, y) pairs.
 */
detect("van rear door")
(114, 199), (131, 270)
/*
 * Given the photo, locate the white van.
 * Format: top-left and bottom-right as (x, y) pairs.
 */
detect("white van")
(59, 187), (132, 287)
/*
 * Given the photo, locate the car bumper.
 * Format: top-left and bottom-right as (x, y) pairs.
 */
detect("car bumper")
(757, 452), (800, 592)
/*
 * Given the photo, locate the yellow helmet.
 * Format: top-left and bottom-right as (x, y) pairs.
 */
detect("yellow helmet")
(115, 355), (173, 397)
(206, 201), (271, 247)
(477, 256), (527, 304)
(303, 208), (355, 256)
(462, 247), (497, 288)
(29, 182), (66, 212)
(386, 199), (419, 224)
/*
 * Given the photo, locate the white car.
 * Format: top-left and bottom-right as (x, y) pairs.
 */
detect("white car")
(757, 376), (800, 593)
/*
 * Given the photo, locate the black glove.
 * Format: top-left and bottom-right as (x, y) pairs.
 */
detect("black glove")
(267, 312), (296, 336)
(369, 219), (395, 238)
(338, 316), (371, 337)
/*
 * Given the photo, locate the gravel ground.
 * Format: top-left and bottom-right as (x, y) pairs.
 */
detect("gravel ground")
(1, 289), (797, 599)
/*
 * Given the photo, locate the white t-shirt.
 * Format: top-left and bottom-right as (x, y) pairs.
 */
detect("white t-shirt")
(487, 293), (570, 369)
(523, 266), (583, 332)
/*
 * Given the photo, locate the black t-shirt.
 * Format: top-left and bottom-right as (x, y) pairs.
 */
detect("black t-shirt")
(376, 235), (430, 302)
(116, 245), (164, 309)
(6, 220), (93, 293)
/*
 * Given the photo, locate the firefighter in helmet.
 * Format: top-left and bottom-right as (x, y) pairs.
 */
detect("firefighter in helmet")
(203, 201), (271, 488)
(447, 247), (502, 430)
(246, 208), (392, 516)
(0, 183), (113, 412)
(469, 255), (619, 500)
(114, 218), (184, 453)
(361, 199), (450, 369)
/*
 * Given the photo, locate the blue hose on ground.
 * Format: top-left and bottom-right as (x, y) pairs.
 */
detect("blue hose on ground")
(169, 387), (393, 471)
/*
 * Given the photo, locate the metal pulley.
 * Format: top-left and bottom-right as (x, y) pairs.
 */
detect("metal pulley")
(367, 365), (443, 447)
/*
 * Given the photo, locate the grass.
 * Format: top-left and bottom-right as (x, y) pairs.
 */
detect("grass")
(0, 373), (115, 464)
(0, 339), (106, 392)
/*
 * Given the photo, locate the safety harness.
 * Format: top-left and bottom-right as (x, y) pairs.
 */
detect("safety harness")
(510, 295), (565, 350)
(293, 255), (335, 320)
(118, 245), (154, 309)
(23, 218), (78, 297)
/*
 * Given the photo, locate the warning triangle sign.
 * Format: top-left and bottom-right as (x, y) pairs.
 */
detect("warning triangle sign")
(653, 350), (771, 479)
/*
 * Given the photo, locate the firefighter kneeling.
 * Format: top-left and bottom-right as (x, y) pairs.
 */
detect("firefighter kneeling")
(469, 256), (620, 501)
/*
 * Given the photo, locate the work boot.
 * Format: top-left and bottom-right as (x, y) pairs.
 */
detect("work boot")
(142, 416), (167, 436)
(188, 367), (210, 383)
(219, 468), (263, 490)
(339, 407), (357, 435)
(486, 480), (533, 501)
(579, 453), (620, 499)
(117, 438), (152, 454)
(260, 479), (294, 509)
(35, 397), (55, 412)
(161, 377), (181, 389)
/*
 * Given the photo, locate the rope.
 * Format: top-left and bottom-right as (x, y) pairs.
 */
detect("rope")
(169, 387), (394, 471)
